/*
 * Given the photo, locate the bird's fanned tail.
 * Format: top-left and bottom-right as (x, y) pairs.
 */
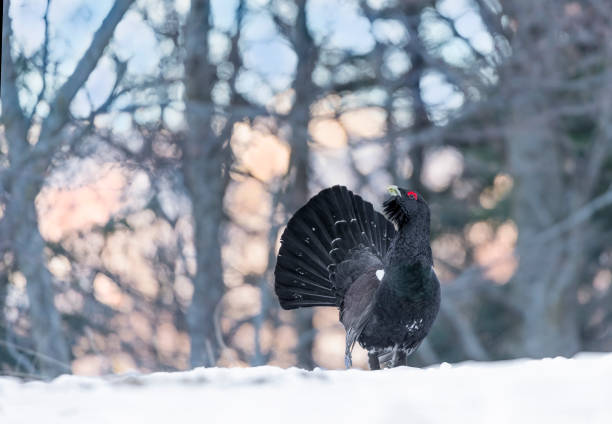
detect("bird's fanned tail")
(274, 185), (395, 310)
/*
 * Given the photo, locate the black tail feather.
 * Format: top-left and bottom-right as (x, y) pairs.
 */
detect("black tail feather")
(274, 186), (396, 310)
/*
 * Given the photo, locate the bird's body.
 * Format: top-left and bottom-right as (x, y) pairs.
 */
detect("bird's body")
(274, 185), (440, 369)
(356, 262), (440, 368)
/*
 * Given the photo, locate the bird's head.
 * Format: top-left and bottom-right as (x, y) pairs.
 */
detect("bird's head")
(383, 185), (429, 228)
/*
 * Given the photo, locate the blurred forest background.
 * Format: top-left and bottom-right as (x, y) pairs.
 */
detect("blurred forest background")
(1, 0), (612, 379)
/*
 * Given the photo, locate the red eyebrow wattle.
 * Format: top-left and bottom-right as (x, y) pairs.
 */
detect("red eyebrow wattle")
(407, 191), (418, 200)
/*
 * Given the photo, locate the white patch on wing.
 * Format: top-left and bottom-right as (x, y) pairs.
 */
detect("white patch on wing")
(376, 269), (385, 281)
(405, 318), (424, 332)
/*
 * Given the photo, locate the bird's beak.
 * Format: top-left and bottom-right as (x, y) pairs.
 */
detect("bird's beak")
(387, 185), (401, 197)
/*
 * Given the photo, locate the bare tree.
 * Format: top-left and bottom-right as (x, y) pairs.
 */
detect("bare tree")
(500, 0), (612, 357)
(277, 0), (321, 370)
(1, 0), (135, 378)
(182, 0), (253, 367)
(419, 0), (612, 361)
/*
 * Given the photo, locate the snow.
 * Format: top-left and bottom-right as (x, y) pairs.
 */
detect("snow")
(1, 353), (611, 424)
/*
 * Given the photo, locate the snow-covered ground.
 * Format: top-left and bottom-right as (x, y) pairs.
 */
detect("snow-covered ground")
(1, 353), (611, 424)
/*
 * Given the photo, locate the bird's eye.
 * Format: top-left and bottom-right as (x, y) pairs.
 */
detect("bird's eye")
(406, 191), (418, 200)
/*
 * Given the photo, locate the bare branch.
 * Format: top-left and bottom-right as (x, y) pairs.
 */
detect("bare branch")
(1, 0), (29, 162)
(441, 300), (490, 361)
(35, 0), (136, 152)
(28, 0), (52, 124)
(526, 184), (612, 245)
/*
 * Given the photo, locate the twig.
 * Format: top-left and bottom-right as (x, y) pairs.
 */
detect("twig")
(524, 184), (612, 245)
(34, 0), (136, 155)
(0, 339), (71, 372)
(28, 0), (52, 124)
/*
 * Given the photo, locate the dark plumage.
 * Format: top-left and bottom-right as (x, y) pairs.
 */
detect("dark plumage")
(274, 185), (440, 369)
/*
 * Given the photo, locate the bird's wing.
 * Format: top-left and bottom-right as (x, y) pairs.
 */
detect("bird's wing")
(340, 268), (380, 367)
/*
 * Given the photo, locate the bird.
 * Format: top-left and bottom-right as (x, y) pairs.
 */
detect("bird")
(274, 185), (440, 369)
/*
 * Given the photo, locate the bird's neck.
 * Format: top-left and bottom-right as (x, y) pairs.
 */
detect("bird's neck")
(386, 217), (432, 268)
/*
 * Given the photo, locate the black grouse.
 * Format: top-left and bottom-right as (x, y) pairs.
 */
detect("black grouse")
(274, 185), (440, 369)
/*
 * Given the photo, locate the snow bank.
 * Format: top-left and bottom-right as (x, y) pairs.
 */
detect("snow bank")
(1, 353), (611, 424)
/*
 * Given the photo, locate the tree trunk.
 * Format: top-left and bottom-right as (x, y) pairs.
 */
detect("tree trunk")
(287, 118), (316, 369)
(5, 168), (70, 378)
(285, 0), (318, 370)
(183, 0), (227, 367)
(184, 177), (226, 367)
(1, 0), (134, 377)
(404, 9), (430, 194)
(506, 111), (582, 358)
